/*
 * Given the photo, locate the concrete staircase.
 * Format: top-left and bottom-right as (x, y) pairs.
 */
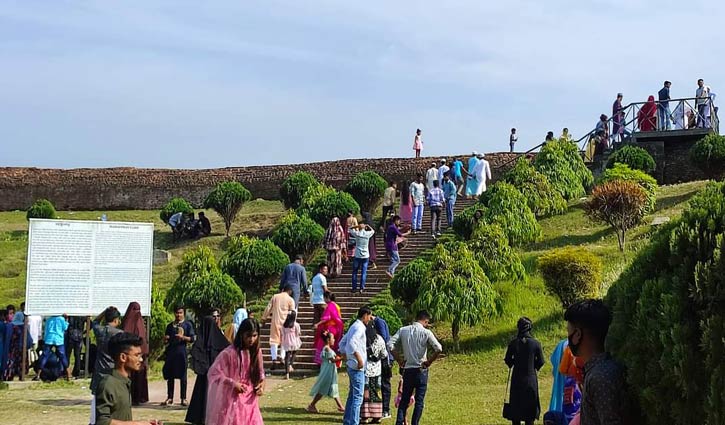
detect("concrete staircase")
(260, 197), (478, 374)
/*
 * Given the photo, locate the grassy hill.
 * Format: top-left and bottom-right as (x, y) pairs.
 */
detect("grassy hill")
(0, 181), (709, 424)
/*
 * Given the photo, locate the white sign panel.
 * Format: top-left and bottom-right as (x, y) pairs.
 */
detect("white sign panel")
(25, 219), (154, 316)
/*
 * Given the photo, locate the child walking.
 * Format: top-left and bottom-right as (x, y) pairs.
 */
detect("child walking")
(306, 331), (345, 413)
(281, 311), (302, 379)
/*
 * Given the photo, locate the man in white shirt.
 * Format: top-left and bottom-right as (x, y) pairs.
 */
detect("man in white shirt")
(340, 306), (374, 425)
(388, 310), (443, 425)
(437, 159), (449, 187)
(309, 263), (328, 325)
(349, 224), (375, 294)
(381, 182), (397, 226)
(425, 163), (438, 192)
(409, 174), (426, 233)
(473, 153), (492, 196)
(696, 78), (712, 128)
(510, 128), (518, 152)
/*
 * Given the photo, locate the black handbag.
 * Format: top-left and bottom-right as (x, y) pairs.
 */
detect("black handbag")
(502, 368), (513, 420)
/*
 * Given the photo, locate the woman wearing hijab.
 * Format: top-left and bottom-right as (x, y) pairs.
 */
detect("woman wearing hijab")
(323, 217), (346, 278)
(361, 322), (387, 423)
(2, 312), (33, 381)
(312, 292), (343, 365)
(398, 182), (412, 225)
(121, 301), (149, 405)
(638, 95), (658, 131)
(186, 315), (230, 424)
(225, 308), (248, 343)
(504, 317), (544, 425)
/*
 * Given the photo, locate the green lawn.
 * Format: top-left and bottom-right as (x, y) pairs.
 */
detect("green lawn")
(0, 181), (710, 424)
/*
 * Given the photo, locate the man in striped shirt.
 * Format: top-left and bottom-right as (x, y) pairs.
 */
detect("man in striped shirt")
(388, 310), (443, 425)
(426, 180), (445, 238)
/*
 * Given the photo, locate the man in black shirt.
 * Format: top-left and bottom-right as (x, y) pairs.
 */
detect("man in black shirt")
(658, 81), (672, 130)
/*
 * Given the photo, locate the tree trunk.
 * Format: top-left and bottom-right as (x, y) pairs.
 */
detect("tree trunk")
(452, 318), (460, 352)
(617, 229), (625, 251)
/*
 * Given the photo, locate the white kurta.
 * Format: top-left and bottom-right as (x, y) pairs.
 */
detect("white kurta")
(473, 159), (492, 195)
(425, 168), (438, 192)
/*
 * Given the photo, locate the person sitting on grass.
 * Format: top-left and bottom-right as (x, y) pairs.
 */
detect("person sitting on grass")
(197, 211), (211, 237)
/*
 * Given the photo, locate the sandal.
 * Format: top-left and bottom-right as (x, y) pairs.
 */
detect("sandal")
(161, 399), (173, 406)
(305, 405), (319, 414)
(181, 399), (188, 407)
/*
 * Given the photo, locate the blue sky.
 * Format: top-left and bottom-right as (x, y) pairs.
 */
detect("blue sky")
(1, 1), (723, 168)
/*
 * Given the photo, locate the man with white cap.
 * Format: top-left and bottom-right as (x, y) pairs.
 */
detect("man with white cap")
(437, 159), (449, 187)
(425, 162), (438, 193)
(465, 151), (480, 199)
(472, 152), (492, 196)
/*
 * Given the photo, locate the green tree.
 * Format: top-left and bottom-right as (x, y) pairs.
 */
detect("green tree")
(468, 224), (526, 283)
(479, 182), (541, 246)
(607, 181), (725, 425)
(689, 133), (725, 178)
(298, 185), (360, 227)
(606, 144), (656, 174)
(502, 158), (567, 217)
(598, 163), (658, 213)
(414, 242), (498, 350)
(159, 197), (194, 223)
(149, 284), (174, 359)
(220, 235), (289, 297)
(203, 181), (252, 236)
(390, 258), (431, 313)
(585, 180), (648, 251)
(270, 211), (325, 261)
(345, 171), (388, 213)
(279, 171), (321, 210)
(452, 204), (487, 240)
(533, 139), (593, 200)
(26, 198), (57, 221)
(166, 246), (245, 317)
(537, 247), (602, 308)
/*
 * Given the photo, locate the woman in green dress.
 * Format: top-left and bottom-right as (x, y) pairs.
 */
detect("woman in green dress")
(306, 331), (345, 413)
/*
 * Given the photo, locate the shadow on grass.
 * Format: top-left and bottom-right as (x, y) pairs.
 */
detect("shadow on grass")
(654, 191), (696, 212)
(0, 230), (27, 241)
(527, 227), (614, 252)
(34, 398), (88, 406)
(261, 407), (341, 423)
(456, 310), (563, 354)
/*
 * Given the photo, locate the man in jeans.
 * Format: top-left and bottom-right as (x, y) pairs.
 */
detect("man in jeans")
(388, 310), (443, 425)
(658, 80), (672, 130)
(426, 180), (445, 238)
(409, 174), (425, 234)
(442, 172), (457, 227)
(35, 314), (71, 380)
(384, 215), (410, 279)
(349, 224), (375, 294)
(339, 306), (373, 425)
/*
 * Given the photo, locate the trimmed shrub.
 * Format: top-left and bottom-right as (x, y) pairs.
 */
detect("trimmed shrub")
(279, 171), (321, 210)
(149, 284), (173, 358)
(270, 211), (325, 261)
(502, 158), (567, 217)
(533, 139), (593, 200)
(607, 181), (725, 425)
(585, 180), (648, 251)
(166, 246), (245, 317)
(599, 163), (658, 213)
(689, 133), (725, 178)
(220, 235), (289, 297)
(203, 181), (253, 236)
(414, 242), (498, 350)
(298, 186), (360, 227)
(345, 171), (388, 213)
(606, 145), (656, 174)
(26, 199), (57, 221)
(479, 182), (541, 246)
(159, 197), (194, 224)
(370, 304), (403, 336)
(452, 204), (487, 240)
(390, 258), (431, 312)
(468, 224), (526, 283)
(537, 247), (602, 308)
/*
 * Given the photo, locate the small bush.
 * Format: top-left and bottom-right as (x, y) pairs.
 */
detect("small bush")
(452, 204), (487, 240)
(533, 139), (593, 200)
(479, 182), (541, 246)
(149, 284), (173, 359)
(345, 171), (388, 213)
(606, 145), (656, 174)
(370, 304), (403, 336)
(298, 186), (360, 227)
(537, 247), (602, 308)
(599, 163), (658, 213)
(586, 180), (648, 251)
(502, 158), (567, 217)
(159, 197), (193, 223)
(270, 211), (325, 261)
(203, 181), (253, 236)
(220, 235), (289, 297)
(166, 246), (245, 317)
(689, 133), (725, 178)
(468, 224), (525, 283)
(279, 171), (321, 210)
(390, 258), (431, 312)
(26, 199), (57, 221)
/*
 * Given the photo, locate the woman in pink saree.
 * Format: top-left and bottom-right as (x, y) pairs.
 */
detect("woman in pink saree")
(206, 318), (265, 425)
(313, 292), (344, 365)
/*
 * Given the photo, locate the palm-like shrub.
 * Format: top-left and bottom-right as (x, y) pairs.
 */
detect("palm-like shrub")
(606, 145), (656, 174)
(203, 181), (252, 236)
(279, 171), (321, 210)
(270, 211), (325, 261)
(598, 163), (658, 213)
(502, 158), (567, 217)
(390, 258), (431, 312)
(537, 247), (602, 308)
(468, 224), (526, 283)
(149, 284), (173, 358)
(26, 199), (57, 221)
(533, 139), (593, 200)
(689, 133), (725, 178)
(220, 235), (288, 297)
(345, 171), (388, 213)
(585, 180), (648, 251)
(159, 197), (194, 223)
(479, 182), (541, 246)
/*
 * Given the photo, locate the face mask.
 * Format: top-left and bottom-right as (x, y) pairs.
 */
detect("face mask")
(568, 330), (582, 357)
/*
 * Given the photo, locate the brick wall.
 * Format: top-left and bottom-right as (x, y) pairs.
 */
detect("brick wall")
(0, 153), (521, 211)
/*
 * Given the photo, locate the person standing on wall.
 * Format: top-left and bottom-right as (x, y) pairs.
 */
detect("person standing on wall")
(412, 129), (423, 158)
(658, 81), (672, 131)
(696, 78), (712, 128)
(279, 254), (309, 309)
(510, 128), (518, 152)
(409, 175), (426, 234)
(161, 305), (196, 407)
